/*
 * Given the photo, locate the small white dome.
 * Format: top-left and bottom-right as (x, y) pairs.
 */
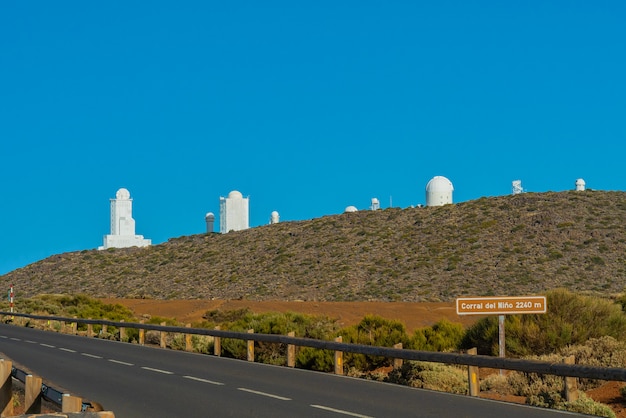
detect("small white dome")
(228, 190), (243, 199)
(205, 212), (215, 220)
(271, 211), (279, 216)
(425, 176), (454, 193)
(344, 206), (358, 213)
(116, 188), (131, 199)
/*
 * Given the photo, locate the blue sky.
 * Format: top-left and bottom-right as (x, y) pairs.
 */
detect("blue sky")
(1, 1), (625, 275)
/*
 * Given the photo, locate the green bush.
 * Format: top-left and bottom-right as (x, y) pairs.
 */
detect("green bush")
(386, 361), (467, 394)
(410, 319), (465, 351)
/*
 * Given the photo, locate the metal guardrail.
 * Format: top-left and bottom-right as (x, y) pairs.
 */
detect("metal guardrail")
(2, 311), (626, 382)
(10, 364), (98, 411)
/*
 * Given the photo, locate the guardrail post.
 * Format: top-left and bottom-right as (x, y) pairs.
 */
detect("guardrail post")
(72, 316), (77, 334)
(102, 323), (108, 335)
(0, 359), (13, 416)
(467, 347), (480, 397)
(247, 329), (255, 362)
(564, 355), (578, 402)
(160, 322), (167, 348)
(185, 323), (193, 352)
(214, 326), (221, 356)
(87, 319), (94, 337)
(287, 331), (296, 367)
(334, 336), (344, 375)
(62, 394), (82, 412)
(139, 320), (145, 345)
(393, 343), (403, 369)
(119, 320), (126, 342)
(25, 374), (42, 414)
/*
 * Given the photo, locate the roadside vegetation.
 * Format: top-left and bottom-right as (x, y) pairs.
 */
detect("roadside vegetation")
(2, 289), (626, 416)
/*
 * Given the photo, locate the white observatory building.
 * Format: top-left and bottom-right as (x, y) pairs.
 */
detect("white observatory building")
(575, 178), (586, 191)
(370, 198), (380, 211)
(270, 211), (280, 224)
(425, 176), (454, 207)
(99, 188), (151, 250)
(219, 190), (249, 233)
(344, 206), (358, 213)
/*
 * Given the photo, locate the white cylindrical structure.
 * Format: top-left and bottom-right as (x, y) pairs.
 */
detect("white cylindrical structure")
(270, 211), (280, 224)
(370, 198), (380, 211)
(205, 212), (215, 233)
(425, 176), (454, 207)
(575, 178), (586, 191)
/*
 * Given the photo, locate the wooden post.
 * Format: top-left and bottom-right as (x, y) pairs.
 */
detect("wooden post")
(87, 319), (94, 338)
(160, 321), (167, 348)
(185, 323), (193, 352)
(119, 320), (126, 342)
(214, 326), (221, 357)
(25, 374), (42, 414)
(72, 316), (77, 334)
(564, 355), (579, 402)
(139, 320), (145, 345)
(393, 343), (403, 369)
(334, 336), (344, 375)
(62, 394), (82, 412)
(287, 331), (296, 368)
(467, 347), (480, 397)
(102, 323), (108, 335)
(0, 359), (13, 416)
(247, 329), (255, 362)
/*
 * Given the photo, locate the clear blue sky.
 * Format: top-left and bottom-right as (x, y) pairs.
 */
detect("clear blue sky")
(1, 2), (625, 275)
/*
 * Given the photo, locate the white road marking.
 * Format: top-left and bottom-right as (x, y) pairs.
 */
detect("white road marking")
(237, 387), (291, 401)
(59, 348), (76, 353)
(310, 405), (374, 418)
(10, 338), (20, 341)
(108, 359), (134, 366)
(25, 340), (37, 344)
(141, 367), (174, 375)
(183, 375), (225, 385)
(40, 344), (55, 348)
(0, 336), (7, 339)
(81, 353), (102, 359)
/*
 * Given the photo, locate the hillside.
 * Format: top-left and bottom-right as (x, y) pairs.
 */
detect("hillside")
(4, 191), (626, 302)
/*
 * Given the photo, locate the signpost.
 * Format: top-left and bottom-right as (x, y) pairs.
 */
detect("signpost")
(456, 296), (547, 371)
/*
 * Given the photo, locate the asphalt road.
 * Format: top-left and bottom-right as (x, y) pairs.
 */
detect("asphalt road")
(0, 324), (586, 417)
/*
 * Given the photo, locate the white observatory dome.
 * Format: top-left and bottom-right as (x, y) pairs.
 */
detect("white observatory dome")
(575, 178), (586, 191)
(344, 206), (358, 213)
(205, 212), (215, 220)
(270, 211), (280, 224)
(425, 176), (454, 207)
(116, 188), (131, 200)
(228, 190), (243, 199)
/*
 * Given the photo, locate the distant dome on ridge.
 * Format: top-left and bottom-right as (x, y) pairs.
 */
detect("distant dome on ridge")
(344, 206), (358, 213)
(228, 190), (243, 199)
(116, 188), (131, 200)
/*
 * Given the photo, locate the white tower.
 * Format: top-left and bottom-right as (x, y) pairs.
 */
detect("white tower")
(512, 180), (523, 195)
(370, 198), (380, 211)
(219, 190), (249, 233)
(270, 211), (280, 224)
(205, 212), (215, 233)
(425, 176), (453, 207)
(575, 178), (586, 191)
(100, 188), (151, 249)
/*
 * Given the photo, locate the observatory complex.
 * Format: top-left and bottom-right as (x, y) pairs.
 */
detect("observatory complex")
(219, 190), (249, 233)
(99, 188), (151, 250)
(425, 176), (454, 207)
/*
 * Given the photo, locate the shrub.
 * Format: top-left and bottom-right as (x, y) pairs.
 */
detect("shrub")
(386, 361), (467, 394)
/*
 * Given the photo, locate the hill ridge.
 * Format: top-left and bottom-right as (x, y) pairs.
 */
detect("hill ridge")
(4, 191), (626, 302)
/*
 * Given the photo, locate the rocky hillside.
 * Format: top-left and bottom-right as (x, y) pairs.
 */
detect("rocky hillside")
(4, 191), (626, 302)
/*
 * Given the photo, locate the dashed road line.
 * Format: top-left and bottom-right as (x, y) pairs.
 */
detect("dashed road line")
(9, 338), (20, 341)
(25, 340), (37, 344)
(310, 404), (374, 418)
(108, 359), (134, 366)
(40, 343), (55, 348)
(59, 348), (76, 353)
(141, 366), (174, 375)
(183, 375), (224, 386)
(237, 387), (291, 401)
(81, 353), (102, 359)
(0, 336), (7, 339)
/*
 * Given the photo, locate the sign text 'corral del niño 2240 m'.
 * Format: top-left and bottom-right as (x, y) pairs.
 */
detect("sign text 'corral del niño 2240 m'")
(456, 296), (547, 316)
